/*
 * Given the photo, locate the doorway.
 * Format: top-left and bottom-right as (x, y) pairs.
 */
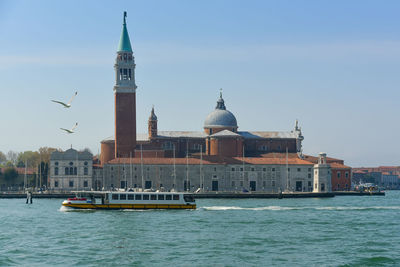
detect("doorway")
(212, 180), (218, 191)
(249, 181), (256, 191)
(296, 181), (302, 192)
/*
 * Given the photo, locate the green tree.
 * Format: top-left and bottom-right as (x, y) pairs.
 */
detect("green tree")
(3, 167), (18, 181)
(6, 151), (18, 166)
(0, 151), (6, 165)
(17, 151), (40, 168)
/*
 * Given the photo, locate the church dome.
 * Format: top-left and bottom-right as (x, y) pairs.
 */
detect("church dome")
(204, 92), (238, 128)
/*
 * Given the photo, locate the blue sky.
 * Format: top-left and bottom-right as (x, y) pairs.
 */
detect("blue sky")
(0, 0), (399, 166)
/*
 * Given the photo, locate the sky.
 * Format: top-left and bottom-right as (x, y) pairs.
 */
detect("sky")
(0, 0), (399, 167)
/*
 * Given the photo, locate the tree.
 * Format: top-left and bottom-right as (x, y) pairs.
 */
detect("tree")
(6, 151), (18, 166)
(17, 151), (40, 168)
(38, 147), (57, 163)
(0, 151), (6, 165)
(3, 167), (18, 181)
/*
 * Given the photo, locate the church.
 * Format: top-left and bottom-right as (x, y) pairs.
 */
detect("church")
(49, 13), (352, 193)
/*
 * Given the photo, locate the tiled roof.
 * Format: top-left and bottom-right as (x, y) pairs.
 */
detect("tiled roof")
(329, 162), (351, 170)
(210, 130), (241, 138)
(238, 131), (298, 139)
(107, 155), (313, 166)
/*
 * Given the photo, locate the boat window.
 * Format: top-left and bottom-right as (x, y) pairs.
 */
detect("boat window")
(112, 194), (119, 200)
(105, 194), (109, 200)
(120, 194), (127, 200)
(135, 194), (142, 200)
(184, 195), (195, 202)
(158, 195), (165, 200)
(128, 194), (134, 200)
(151, 195), (157, 200)
(173, 195), (179, 200)
(143, 194), (149, 200)
(166, 195), (172, 200)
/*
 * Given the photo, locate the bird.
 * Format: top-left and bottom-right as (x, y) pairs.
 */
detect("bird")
(60, 122), (78, 134)
(51, 91), (78, 108)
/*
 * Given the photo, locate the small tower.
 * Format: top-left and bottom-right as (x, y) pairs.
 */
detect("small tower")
(313, 153), (332, 192)
(114, 11), (137, 158)
(148, 106), (158, 139)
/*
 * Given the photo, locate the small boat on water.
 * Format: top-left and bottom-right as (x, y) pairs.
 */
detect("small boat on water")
(62, 191), (196, 210)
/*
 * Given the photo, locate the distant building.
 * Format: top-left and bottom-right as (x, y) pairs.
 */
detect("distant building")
(51, 13), (354, 193)
(49, 148), (93, 191)
(352, 166), (400, 189)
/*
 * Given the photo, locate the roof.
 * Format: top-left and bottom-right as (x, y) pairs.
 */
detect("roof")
(117, 12), (133, 53)
(303, 154), (344, 165)
(238, 131), (298, 139)
(210, 130), (242, 138)
(329, 162), (351, 170)
(107, 155), (313, 166)
(204, 109), (238, 128)
(50, 148), (93, 161)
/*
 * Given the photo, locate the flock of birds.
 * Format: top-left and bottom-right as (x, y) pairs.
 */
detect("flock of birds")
(51, 91), (78, 134)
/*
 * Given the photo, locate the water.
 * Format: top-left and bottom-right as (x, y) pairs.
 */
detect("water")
(1, 192), (400, 266)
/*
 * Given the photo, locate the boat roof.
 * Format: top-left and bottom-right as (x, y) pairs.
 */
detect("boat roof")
(72, 191), (190, 194)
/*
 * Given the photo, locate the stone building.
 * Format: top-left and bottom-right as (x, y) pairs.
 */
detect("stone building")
(49, 148), (93, 191)
(49, 13), (353, 193)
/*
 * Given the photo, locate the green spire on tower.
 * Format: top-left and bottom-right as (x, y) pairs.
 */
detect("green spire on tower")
(117, 11), (133, 53)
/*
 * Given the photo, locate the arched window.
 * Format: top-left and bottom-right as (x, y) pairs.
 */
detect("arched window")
(84, 161), (88, 166)
(70, 167), (74, 175)
(65, 167), (69, 175)
(74, 167), (77, 175)
(84, 167), (88, 175)
(55, 167), (59, 175)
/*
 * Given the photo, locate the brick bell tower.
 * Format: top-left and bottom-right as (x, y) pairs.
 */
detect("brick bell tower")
(114, 12), (137, 158)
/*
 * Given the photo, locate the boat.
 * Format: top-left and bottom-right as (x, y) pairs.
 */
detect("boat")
(62, 191), (196, 210)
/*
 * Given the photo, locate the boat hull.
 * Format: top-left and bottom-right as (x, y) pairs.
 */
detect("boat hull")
(62, 203), (196, 209)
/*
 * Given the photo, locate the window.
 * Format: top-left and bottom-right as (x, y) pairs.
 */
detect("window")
(315, 183), (317, 189)
(263, 181), (266, 187)
(69, 167), (73, 175)
(55, 167), (59, 175)
(166, 195), (172, 200)
(158, 195), (165, 200)
(83, 180), (88, 187)
(54, 181), (58, 187)
(84, 167), (88, 175)
(74, 167), (77, 175)
(240, 181), (243, 187)
(173, 195), (179, 200)
(251, 168), (255, 172)
(231, 181), (235, 187)
(297, 168), (301, 172)
(258, 145), (268, 151)
(308, 173), (311, 178)
(151, 195), (157, 200)
(193, 144), (201, 150)
(214, 167), (217, 172)
(345, 172), (349, 178)
(55, 161), (59, 166)
(308, 168), (311, 172)
(69, 162), (73, 166)
(120, 194), (127, 200)
(65, 167), (69, 175)
(263, 168), (266, 172)
(321, 183), (325, 191)
(240, 168), (243, 171)
(308, 181), (311, 187)
(121, 181), (126, 188)
(135, 194), (142, 200)
(162, 141), (174, 150)
(84, 161), (88, 166)
(231, 168), (235, 171)
(272, 181), (275, 187)
(128, 194), (134, 200)
(272, 168), (275, 172)
(288, 168), (290, 172)
(112, 194), (119, 200)
(337, 172), (341, 178)
(143, 194), (149, 200)
(69, 181), (74, 187)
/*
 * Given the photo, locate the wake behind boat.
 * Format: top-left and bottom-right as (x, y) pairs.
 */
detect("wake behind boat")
(62, 191), (196, 210)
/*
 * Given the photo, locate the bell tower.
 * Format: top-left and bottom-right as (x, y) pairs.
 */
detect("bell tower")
(148, 106), (158, 139)
(114, 12), (137, 158)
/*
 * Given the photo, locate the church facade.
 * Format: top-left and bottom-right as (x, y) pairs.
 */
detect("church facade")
(49, 13), (352, 193)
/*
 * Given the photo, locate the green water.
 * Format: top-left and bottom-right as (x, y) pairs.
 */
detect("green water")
(1, 192), (399, 266)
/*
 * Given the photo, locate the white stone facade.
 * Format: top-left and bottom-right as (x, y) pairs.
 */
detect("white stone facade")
(49, 148), (93, 192)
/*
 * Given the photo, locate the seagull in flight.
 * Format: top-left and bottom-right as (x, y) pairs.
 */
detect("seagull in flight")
(60, 122), (78, 134)
(51, 91), (78, 108)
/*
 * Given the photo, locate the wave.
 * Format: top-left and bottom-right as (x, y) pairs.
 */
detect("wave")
(202, 206), (400, 211)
